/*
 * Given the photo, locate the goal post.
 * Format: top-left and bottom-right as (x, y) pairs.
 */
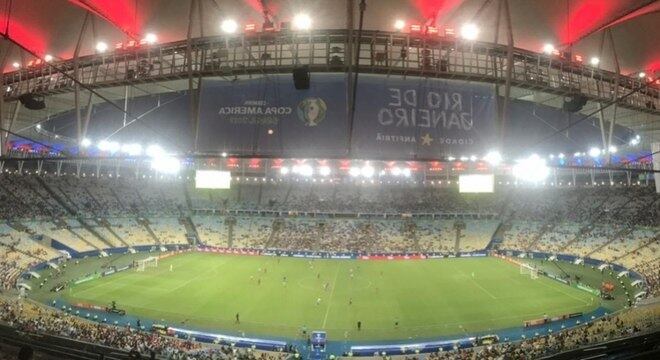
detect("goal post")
(520, 263), (538, 279)
(135, 256), (158, 272)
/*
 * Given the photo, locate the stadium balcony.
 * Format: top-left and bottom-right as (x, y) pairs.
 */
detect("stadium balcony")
(3, 30), (659, 118)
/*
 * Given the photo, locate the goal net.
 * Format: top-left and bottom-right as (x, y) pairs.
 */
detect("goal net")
(135, 256), (158, 272)
(520, 263), (538, 279)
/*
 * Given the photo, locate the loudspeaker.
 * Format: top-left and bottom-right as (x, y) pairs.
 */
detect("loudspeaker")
(18, 93), (46, 110)
(562, 94), (587, 112)
(293, 66), (310, 89)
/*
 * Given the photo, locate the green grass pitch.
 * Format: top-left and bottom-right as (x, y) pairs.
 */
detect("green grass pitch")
(61, 253), (599, 340)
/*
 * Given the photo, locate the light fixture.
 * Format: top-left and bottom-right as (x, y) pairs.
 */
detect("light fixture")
(292, 14), (312, 30)
(80, 138), (92, 148)
(280, 167), (290, 175)
(590, 57), (600, 66)
(542, 43), (554, 54)
(638, 72), (646, 78)
(512, 154), (549, 183)
(44, 54), (53, 62)
(144, 33), (158, 44)
(221, 19), (238, 34)
(588, 147), (601, 158)
(483, 150), (503, 166)
(146, 144), (165, 158)
(394, 19), (405, 31)
(12, 62), (20, 69)
(319, 166), (331, 176)
(96, 41), (108, 53)
(459, 23), (479, 40)
(361, 165), (375, 178)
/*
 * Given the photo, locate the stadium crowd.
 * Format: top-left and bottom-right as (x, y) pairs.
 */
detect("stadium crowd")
(0, 297), (294, 359)
(421, 305), (658, 359)
(0, 174), (658, 358)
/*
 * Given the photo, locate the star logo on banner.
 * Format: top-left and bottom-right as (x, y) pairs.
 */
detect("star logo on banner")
(420, 133), (434, 146)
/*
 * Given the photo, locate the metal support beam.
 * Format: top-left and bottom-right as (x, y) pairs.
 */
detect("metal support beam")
(500, 0), (514, 143)
(74, 13), (91, 145)
(187, 0), (200, 151)
(0, 43), (11, 156)
(606, 29), (620, 163)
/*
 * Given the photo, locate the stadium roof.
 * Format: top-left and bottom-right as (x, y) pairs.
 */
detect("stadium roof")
(1, 0), (659, 148)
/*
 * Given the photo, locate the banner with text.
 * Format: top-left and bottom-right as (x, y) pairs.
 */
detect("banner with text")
(197, 74), (496, 157)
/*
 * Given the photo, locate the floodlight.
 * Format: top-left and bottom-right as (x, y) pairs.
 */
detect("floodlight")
(391, 167), (402, 176)
(557, 153), (565, 159)
(590, 57), (600, 66)
(144, 33), (158, 44)
(151, 156), (180, 174)
(460, 23), (479, 40)
(146, 144), (165, 158)
(221, 19), (238, 34)
(608, 145), (617, 154)
(292, 14), (312, 30)
(96, 41), (108, 53)
(121, 143), (143, 156)
(35, 124), (42, 130)
(638, 72), (646, 78)
(394, 20), (405, 31)
(280, 167), (290, 175)
(542, 44), (555, 55)
(361, 165), (375, 178)
(402, 168), (412, 177)
(512, 154), (549, 183)
(44, 54), (53, 62)
(588, 147), (601, 158)
(483, 151), (503, 166)
(80, 138), (92, 148)
(349, 167), (361, 177)
(319, 166), (331, 176)
(12, 62), (19, 69)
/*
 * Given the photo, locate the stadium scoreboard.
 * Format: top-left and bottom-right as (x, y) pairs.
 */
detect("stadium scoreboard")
(195, 170), (231, 189)
(459, 174), (494, 193)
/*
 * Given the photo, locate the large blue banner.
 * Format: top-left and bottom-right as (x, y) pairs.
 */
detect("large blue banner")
(352, 75), (497, 157)
(197, 74), (496, 157)
(197, 74), (349, 157)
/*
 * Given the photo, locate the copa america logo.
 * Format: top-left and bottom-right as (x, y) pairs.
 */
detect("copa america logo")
(297, 97), (327, 127)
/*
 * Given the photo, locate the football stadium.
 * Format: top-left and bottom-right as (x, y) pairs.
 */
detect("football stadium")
(0, 1), (659, 359)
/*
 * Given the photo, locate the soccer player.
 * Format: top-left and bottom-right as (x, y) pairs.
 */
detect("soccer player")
(235, 313), (240, 324)
(357, 321), (361, 331)
(316, 297), (321, 305)
(349, 298), (352, 305)
(170, 264), (173, 272)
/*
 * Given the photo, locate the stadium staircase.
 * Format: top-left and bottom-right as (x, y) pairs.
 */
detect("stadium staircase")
(98, 220), (131, 248)
(524, 218), (559, 251)
(67, 227), (103, 250)
(484, 221), (505, 250)
(265, 218), (284, 248)
(109, 187), (127, 211)
(453, 227), (462, 254)
(180, 216), (200, 246)
(227, 218), (234, 247)
(182, 183), (193, 210)
(585, 226), (635, 258)
(559, 195), (638, 253)
(612, 233), (660, 265)
(140, 220), (162, 245)
(34, 177), (114, 249)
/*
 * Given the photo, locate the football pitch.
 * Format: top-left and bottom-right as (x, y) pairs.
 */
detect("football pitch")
(62, 253), (599, 340)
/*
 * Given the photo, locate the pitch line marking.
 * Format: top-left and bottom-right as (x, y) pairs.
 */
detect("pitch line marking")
(321, 263), (341, 328)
